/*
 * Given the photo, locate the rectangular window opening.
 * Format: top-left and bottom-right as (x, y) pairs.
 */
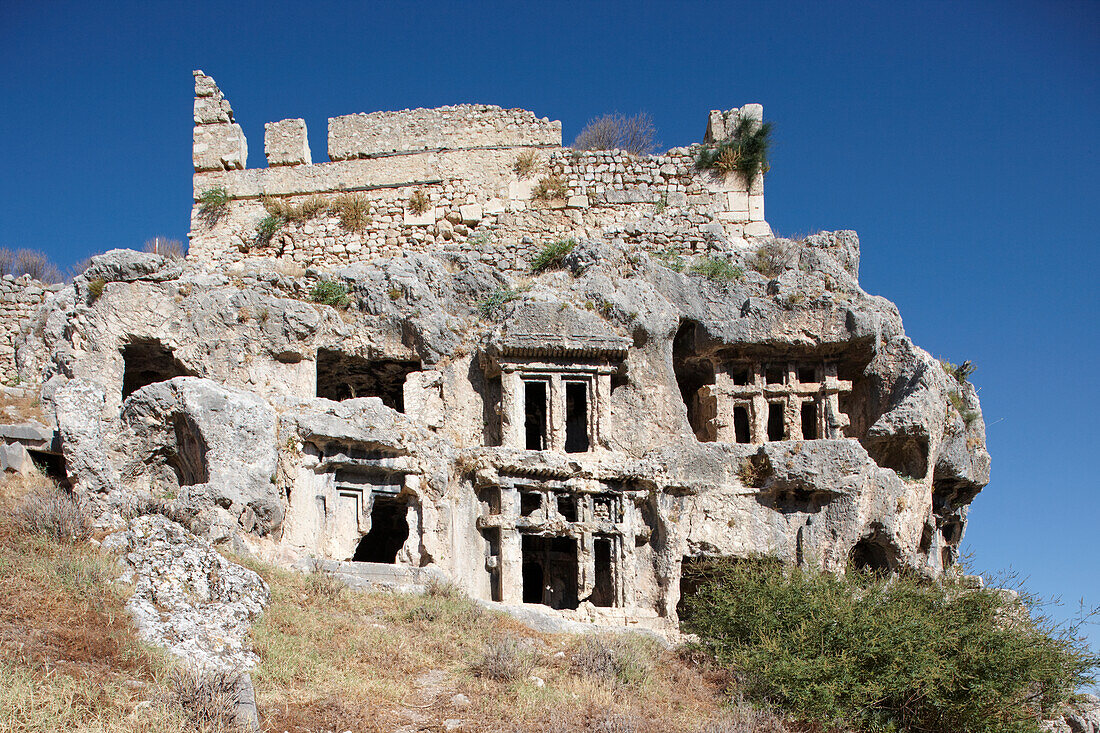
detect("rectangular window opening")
(798, 365), (818, 384)
(523, 380), (548, 450)
(564, 381), (590, 453)
(520, 490), (542, 517)
(521, 534), (579, 610)
(556, 493), (577, 522)
(733, 405), (752, 444)
(731, 366), (751, 386)
(592, 537), (615, 607)
(767, 402), (785, 441)
(801, 401), (819, 440)
(765, 364), (786, 385)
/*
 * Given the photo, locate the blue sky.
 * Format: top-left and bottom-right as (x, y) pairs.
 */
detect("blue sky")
(2, 1), (1097, 649)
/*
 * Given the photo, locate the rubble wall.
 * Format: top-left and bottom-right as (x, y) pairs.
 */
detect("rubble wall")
(0, 275), (48, 384)
(188, 71), (771, 272)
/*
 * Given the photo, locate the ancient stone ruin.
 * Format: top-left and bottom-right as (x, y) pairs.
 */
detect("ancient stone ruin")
(0, 71), (991, 633)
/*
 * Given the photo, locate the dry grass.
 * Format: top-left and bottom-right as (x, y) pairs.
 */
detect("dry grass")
(261, 195), (327, 224)
(514, 150), (539, 178)
(15, 489), (91, 543)
(0, 473), (186, 733)
(0, 390), (47, 423)
(532, 174), (568, 202)
(408, 188), (431, 215)
(331, 193), (370, 233)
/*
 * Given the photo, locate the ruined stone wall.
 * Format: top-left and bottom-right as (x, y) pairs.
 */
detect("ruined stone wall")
(0, 275), (48, 384)
(188, 71), (771, 272)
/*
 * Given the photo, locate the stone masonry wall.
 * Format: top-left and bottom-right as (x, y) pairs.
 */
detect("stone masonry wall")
(0, 275), (48, 384)
(188, 71), (772, 273)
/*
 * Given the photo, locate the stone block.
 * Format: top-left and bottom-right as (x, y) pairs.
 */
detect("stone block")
(744, 220), (773, 238)
(264, 118), (312, 167)
(484, 198), (505, 215)
(727, 190), (750, 214)
(193, 70), (219, 98)
(0, 442), (34, 475)
(193, 123), (248, 172)
(749, 194), (765, 221)
(459, 203), (483, 224)
(403, 208), (436, 227)
(566, 195), (589, 209)
(508, 180), (535, 201)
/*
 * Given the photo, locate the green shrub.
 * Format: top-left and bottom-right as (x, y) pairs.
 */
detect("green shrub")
(197, 186), (230, 225)
(689, 256), (743, 284)
(653, 247), (685, 272)
(750, 241), (792, 279)
(87, 278), (106, 302)
(680, 558), (1099, 733)
(941, 358), (976, 384)
(696, 116), (773, 186)
(309, 281), (349, 308)
(256, 213), (285, 245)
(949, 390), (980, 425)
(529, 238), (576, 273)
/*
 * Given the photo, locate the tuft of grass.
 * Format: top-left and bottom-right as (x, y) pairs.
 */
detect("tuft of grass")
(263, 195), (327, 224)
(653, 247), (686, 272)
(197, 186), (230, 225)
(530, 238), (577, 273)
(681, 557), (1100, 733)
(408, 188), (430, 215)
(571, 635), (658, 688)
(689, 257), (743, 284)
(475, 637), (538, 682)
(16, 490), (90, 544)
(305, 560), (345, 604)
(940, 358), (976, 384)
(532, 174), (568, 202)
(333, 193), (370, 233)
(309, 281), (349, 308)
(653, 193), (668, 214)
(750, 241), (792, 279)
(87, 277), (106, 302)
(695, 116), (773, 186)
(164, 667), (241, 731)
(514, 150), (539, 178)
(478, 285), (529, 320)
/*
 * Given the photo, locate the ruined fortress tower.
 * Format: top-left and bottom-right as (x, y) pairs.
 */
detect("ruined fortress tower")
(0, 71), (990, 631)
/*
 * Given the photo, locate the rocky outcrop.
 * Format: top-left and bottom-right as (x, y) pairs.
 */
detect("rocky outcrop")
(102, 513), (269, 672)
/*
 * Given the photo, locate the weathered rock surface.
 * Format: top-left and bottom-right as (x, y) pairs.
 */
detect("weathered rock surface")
(103, 513), (269, 672)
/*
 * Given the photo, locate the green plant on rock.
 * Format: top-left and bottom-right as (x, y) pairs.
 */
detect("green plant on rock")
(529, 238), (576, 273)
(750, 240), (793, 279)
(689, 256), (743, 284)
(513, 150), (539, 178)
(940, 358), (976, 384)
(680, 557), (1099, 733)
(197, 186), (231, 226)
(332, 194), (370, 233)
(87, 278), (106, 302)
(695, 116), (773, 187)
(256, 213), (286, 245)
(949, 390), (980, 426)
(652, 247), (685, 272)
(309, 280), (349, 308)
(477, 285), (529, 320)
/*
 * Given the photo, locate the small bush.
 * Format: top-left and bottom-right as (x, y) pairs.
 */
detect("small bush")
(681, 557), (1100, 733)
(475, 637), (537, 682)
(690, 256), (743, 284)
(478, 285), (528, 320)
(571, 635), (656, 687)
(696, 116), (773, 186)
(697, 698), (787, 733)
(572, 112), (658, 155)
(262, 194), (326, 224)
(309, 281), (349, 308)
(530, 238), (576, 273)
(425, 576), (466, 600)
(143, 237), (188, 259)
(750, 241), (792, 279)
(87, 277), (106, 301)
(949, 390), (980, 425)
(332, 193), (370, 233)
(532, 174), (568, 202)
(197, 186), (230, 225)
(166, 667), (240, 731)
(941, 358), (976, 384)
(653, 247), (686, 272)
(408, 188), (430, 215)
(16, 490), (91, 544)
(256, 213), (285, 245)
(513, 150), (539, 178)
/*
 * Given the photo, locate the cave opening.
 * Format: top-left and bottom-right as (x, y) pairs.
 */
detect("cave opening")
(121, 339), (191, 399)
(672, 320), (716, 441)
(167, 412), (209, 486)
(316, 349), (419, 412)
(733, 405), (752, 444)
